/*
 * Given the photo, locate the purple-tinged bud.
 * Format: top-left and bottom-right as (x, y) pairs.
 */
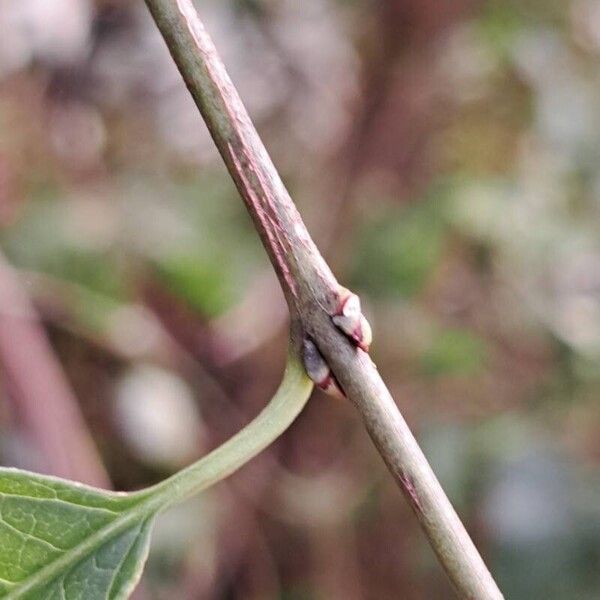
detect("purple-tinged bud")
(332, 289), (372, 352)
(302, 338), (345, 399)
(318, 374), (346, 400)
(356, 314), (372, 351)
(302, 338), (329, 384)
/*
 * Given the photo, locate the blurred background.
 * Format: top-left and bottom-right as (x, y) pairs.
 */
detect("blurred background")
(0, 0), (599, 598)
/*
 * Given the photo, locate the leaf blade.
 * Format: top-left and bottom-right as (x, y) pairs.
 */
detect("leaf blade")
(19, 517), (155, 600)
(0, 469), (153, 600)
(0, 350), (311, 599)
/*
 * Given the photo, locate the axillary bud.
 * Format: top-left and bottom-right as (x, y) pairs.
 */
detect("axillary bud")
(302, 338), (345, 399)
(332, 288), (372, 352)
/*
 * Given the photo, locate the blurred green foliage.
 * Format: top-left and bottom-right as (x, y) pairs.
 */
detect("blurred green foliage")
(351, 197), (446, 298)
(2, 197), (125, 300)
(155, 255), (235, 318)
(420, 328), (487, 377)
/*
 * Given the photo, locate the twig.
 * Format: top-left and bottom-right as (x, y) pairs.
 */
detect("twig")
(0, 251), (110, 487)
(144, 1), (503, 598)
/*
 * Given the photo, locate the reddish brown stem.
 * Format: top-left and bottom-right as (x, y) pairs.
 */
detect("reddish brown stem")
(144, 1), (503, 598)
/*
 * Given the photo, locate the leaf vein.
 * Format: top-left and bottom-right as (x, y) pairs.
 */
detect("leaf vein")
(0, 514), (68, 553)
(0, 493), (120, 516)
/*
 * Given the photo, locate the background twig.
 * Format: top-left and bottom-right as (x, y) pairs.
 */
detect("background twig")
(0, 251), (110, 487)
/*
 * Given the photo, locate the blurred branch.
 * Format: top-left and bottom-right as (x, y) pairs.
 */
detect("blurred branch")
(0, 251), (110, 487)
(144, 1), (503, 598)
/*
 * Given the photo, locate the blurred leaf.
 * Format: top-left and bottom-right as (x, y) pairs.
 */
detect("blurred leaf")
(130, 173), (264, 318)
(154, 254), (235, 318)
(1, 198), (125, 301)
(351, 196), (447, 298)
(174, 174), (263, 261)
(47, 250), (125, 301)
(477, 2), (524, 57)
(420, 328), (487, 377)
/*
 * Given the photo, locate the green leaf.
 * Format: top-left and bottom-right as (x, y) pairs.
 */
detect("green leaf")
(0, 351), (312, 599)
(420, 329), (488, 377)
(0, 470), (156, 599)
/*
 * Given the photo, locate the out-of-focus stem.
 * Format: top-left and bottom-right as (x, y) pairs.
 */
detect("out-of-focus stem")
(0, 251), (110, 487)
(143, 1), (503, 598)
